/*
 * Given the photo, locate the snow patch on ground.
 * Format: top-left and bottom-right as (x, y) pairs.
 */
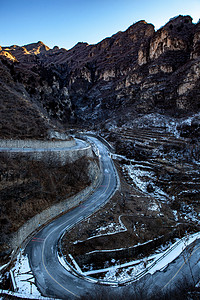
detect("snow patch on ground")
(73, 218), (127, 245)
(0, 290), (54, 299)
(83, 241), (174, 282)
(103, 262), (145, 282)
(173, 210), (179, 221)
(96, 217), (127, 235)
(196, 280), (200, 287)
(85, 237), (162, 256)
(148, 202), (160, 212)
(147, 232), (200, 275)
(180, 203), (200, 224)
(11, 250), (42, 297)
(57, 252), (71, 272)
(82, 233), (200, 283)
(124, 164), (169, 202)
(0, 262), (10, 272)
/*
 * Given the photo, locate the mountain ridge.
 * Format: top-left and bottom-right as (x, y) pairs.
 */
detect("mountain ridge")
(0, 15), (199, 138)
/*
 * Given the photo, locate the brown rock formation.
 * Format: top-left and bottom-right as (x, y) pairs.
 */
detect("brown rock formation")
(0, 15), (199, 137)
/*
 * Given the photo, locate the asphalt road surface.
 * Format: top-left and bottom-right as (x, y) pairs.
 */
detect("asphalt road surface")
(25, 136), (200, 299)
(25, 136), (119, 299)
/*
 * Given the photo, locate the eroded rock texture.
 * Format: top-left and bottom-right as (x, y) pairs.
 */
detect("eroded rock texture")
(0, 15), (200, 136)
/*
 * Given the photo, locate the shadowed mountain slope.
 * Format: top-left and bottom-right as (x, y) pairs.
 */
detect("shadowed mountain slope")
(0, 15), (199, 137)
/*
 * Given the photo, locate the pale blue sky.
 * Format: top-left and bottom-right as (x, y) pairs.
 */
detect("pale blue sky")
(1, 0), (199, 49)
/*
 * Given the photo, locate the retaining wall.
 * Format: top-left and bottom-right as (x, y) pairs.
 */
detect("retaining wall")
(0, 139), (75, 148)
(10, 160), (103, 252)
(0, 137), (101, 253)
(0, 140), (93, 165)
(24, 146), (93, 165)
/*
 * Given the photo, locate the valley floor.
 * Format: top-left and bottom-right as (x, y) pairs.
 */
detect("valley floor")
(61, 124), (200, 283)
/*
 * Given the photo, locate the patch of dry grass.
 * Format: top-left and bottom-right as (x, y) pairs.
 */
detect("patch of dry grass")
(0, 153), (92, 261)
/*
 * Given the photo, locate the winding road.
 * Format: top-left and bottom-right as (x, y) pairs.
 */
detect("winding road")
(25, 136), (119, 299)
(23, 136), (200, 299)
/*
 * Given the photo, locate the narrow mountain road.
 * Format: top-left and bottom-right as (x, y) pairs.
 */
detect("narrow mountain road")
(25, 136), (119, 299)
(22, 136), (200, 299)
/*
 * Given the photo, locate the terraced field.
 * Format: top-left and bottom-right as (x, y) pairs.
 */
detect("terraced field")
(109, 126), (200, 224)
(61, 126), (200, 281)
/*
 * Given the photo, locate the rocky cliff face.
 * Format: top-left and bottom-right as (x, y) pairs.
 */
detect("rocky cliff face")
(0, 15), (199, 137)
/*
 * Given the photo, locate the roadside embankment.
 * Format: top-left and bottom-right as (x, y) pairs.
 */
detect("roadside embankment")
(0, 137), (102, 266)
(10, 158), (102, 253)
(0, 139), (75, 149)
(0, 138), (94, 165)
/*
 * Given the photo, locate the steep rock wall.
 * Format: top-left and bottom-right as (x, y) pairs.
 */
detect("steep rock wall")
(0, 15), (199, 133)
